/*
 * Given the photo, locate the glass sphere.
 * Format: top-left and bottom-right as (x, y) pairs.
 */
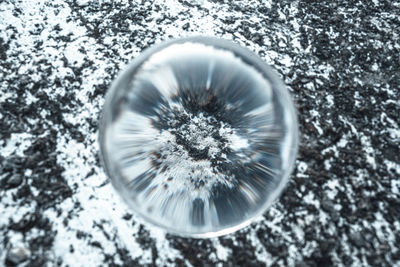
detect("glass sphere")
(99, 37), (298, 237)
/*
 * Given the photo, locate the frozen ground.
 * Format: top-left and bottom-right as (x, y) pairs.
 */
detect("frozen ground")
(0, 0), (399, 266)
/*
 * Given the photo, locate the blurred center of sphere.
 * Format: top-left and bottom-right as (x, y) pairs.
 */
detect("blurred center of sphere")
(100, 38), (298, 237)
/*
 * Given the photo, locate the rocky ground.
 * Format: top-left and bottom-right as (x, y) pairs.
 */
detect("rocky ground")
(0, 0), (399, 266)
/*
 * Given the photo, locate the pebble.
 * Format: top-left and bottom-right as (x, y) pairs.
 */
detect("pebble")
(5, 247), (31, 266)
(6, 174), (23, 189)
(349, 232), (365, 248)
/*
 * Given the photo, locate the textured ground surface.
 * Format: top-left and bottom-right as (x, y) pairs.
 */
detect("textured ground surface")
(1, 0), (399, 266)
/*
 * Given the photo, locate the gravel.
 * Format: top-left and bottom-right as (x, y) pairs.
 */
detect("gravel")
(0, 0), (399, 266)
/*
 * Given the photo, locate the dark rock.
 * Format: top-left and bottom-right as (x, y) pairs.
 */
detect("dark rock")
(16, 184), (31, 198)
(321, 198), (334, 212)
(90, 241), (102, 249)
(29, 256), (47, 267)
(349, 232), (365, 248)
(122, 213), (132, 220)
(9, 213), (37, 232)
(182, 22), (190, 30)
(5, 247), (31, 266)
(6, 174), (23, 189)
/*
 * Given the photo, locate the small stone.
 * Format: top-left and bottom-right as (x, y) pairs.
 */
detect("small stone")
(5, 247), (31, 265)
(6, 174), (23, 189)
(9, 213), (37, 232)
(330, 210), (340, 222)
(122, 213), (132, 220)
(321, 198), (335, 213)
(90, 241), (102, 249)
(349, 232), (365, 248)
(182, 22), (190, 30)
(16, 184), (31, 198)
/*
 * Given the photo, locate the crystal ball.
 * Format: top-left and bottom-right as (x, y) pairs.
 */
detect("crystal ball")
(99, 37), (298, 237)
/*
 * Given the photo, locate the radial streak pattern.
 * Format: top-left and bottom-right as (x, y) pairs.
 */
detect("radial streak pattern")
(101, 39), (298, 236)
